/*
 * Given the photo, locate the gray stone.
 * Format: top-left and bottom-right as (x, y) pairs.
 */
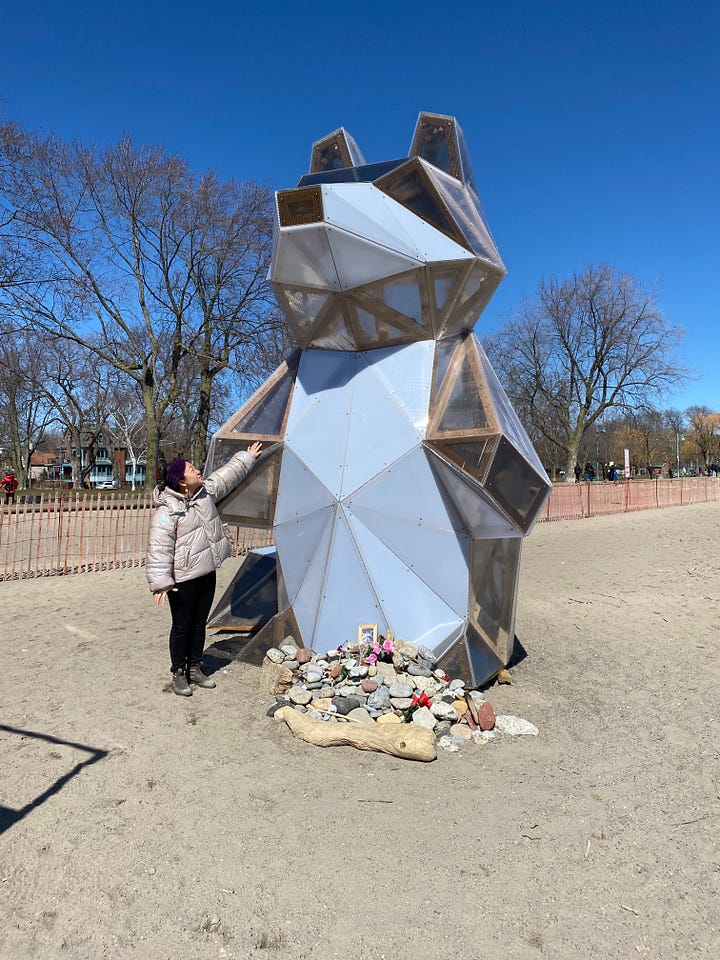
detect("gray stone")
(433, 668), (449, 681)
(430, 701), (458, 722)
(305, 681), (323, 690)
(265, 701), (286, 718)
(283, 659), (299, 672)
(407, 663), (432, 678)
(448, 678), (465, 691)
(280, 643), (298, 657)
(411, 706), (437, 729)
(388, 682), (412, 699)
(417, 645), (435, 664)
(434, 720), (452, 739)
(293, 704), (308, 713)
(437, 735), (460, 753)
(346, 707), (374, 724)
(467, 690), (486, 705)
(333, 697), (362, 716)
(495, 715), (539, 736)
(367, 687), (391, 710)
(390, 697), (413, 710)
(288, 686), (313, 706)
(304, 669), (325, 685)
(400, 641), (419, 660)
(266, 648), (285, 664)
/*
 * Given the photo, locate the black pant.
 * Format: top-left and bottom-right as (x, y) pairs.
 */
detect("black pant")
(167, 571), (216, 673)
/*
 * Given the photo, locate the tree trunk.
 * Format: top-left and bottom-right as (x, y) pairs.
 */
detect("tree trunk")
(192, 365), (214, 466)
(142, 380), (159, 489)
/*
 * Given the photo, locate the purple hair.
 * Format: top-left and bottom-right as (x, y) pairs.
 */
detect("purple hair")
(165, 458), (187, 492)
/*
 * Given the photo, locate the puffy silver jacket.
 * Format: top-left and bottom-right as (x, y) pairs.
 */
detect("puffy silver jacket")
(146, 451), (256, 593)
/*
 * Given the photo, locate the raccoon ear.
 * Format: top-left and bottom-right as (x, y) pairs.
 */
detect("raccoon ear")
(409, 112), (477, 193)
(309, 127), (366, 174)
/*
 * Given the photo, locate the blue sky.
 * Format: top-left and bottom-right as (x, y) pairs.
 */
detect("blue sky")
(2, 0), (718, 414)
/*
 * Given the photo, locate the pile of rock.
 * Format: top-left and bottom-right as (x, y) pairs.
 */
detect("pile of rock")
(262, 637), (537, 752)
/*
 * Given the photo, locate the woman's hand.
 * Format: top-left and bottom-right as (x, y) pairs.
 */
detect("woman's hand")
(153, 588), (177, 606)
(248, 441), (262, 458)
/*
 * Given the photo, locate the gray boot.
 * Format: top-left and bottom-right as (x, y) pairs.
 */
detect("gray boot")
(188, 664), (216, 688)
(172, 668), (192, 697)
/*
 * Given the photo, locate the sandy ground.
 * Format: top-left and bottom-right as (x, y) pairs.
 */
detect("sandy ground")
(1, 502), (719, 960)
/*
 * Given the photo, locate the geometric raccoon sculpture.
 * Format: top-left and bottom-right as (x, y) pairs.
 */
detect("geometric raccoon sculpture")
(206, 112), (552, 687)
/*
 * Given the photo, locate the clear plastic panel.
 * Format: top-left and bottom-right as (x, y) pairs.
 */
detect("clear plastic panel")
(364, 340), (434, 435)
(430, 337), (461, 403)
(311, 510), (387, 649)
(428, 437), (495, 485)
(340, 356), (424, 497)
(423, 164), (504, 268)
(324, 225), (421, 290)
(206, 549), (278, 631)
(232, 370), (295, 437)
(271, 226), (341, 290)
(468, 537), (521, 664)
(484, 437), (551, 533)
(217, 451), (280, 526)
(436, 637), (472, 687)
(426, 450), (521, 539)
(436, 354), (489, 431)
(279, 286), (331, 329)
(308, 305), (357, 350)
(274, 445), (336, 526)
(376, 162), (469, 251)
(473, 339), (550, 479)
(465, 624), (505, 688)
(368, 273), (424, 325)
(238, 605), (302, 665)
(345, 508), (463, 651)
(322, 184), (422, 259)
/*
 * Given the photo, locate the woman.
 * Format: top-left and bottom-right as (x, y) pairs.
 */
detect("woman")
(146, 443), (262, 696)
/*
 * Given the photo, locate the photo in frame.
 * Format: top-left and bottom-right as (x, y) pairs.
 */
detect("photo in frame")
(357, 623), (378, 647)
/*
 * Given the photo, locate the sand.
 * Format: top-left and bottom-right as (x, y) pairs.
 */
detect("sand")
(1, 502), (719, 959)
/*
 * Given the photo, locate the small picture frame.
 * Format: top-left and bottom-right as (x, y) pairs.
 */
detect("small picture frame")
(357, 623), (378, 647)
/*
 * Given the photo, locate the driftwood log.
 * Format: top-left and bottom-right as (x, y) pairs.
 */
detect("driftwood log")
(276, 707), (436, 762)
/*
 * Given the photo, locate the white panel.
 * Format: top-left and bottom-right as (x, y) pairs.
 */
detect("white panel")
(312, 510), (387, 648)
(427, 451), (522, 539)
(271, 226), (340, 291)
(345, 509), (463, 652)
(346, 445), (470, 618)
(322, 184), (423, 259)
(286, 510), (336, 645)
(274, 447), (335, 525)
(274, 503), (336, 604)
(284, 351), (359, 499)
(364, 341), (434, 435)
(325, 225), (421, 290)
(339, 356), (423, 497)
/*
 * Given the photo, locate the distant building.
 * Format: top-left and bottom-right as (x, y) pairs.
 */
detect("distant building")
(43, 430), (146, 488)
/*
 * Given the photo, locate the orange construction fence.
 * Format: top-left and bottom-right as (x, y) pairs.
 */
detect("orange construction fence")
(0, 479), (718, 581)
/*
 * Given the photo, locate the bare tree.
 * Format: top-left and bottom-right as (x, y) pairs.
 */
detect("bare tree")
(0, 122), (281, 487)
(0, 324), (56, 485)
(485, 264), (686, 478)
(686, 406), (720, 468)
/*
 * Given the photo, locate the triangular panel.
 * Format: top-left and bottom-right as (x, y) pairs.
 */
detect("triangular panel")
(207, 549), (278, 632)
(310, 127), (365, 173)
(409, 112), (478, 194)
(439, 261), (505, 338)
(436, 637), (473, 688)
(364, 340), (435, 435)
(345, 445), (469, 616)
(465, 623), (505, 687)
(473, 338), (550, 479)
(274, 285), (332, 332)
(274, 445), (336, 525)
(230, 368), (296, 438)
(340, 358), (424, 497)
(468, 538), (522, 664)
(325, 225), (422, 290)
(436, 353), (491, 432)
(271, 226), (341, 290)
(312, 510), (387, 648)
(308, 302), (358, 350)
(375, 159), (470, 252)
(484, 436), (551, 534)
(274, 503), (336, 605)
(426, 450), (521, 539)
(322, 184), (423, 259)
(423, 164), (504, 269)
(346, 509), (463, 650)
(216, 449), (282, 527)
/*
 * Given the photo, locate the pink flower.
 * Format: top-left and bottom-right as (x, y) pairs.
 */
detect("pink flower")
(365, 653), (378, 666)
(382, 639), (394, 654)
